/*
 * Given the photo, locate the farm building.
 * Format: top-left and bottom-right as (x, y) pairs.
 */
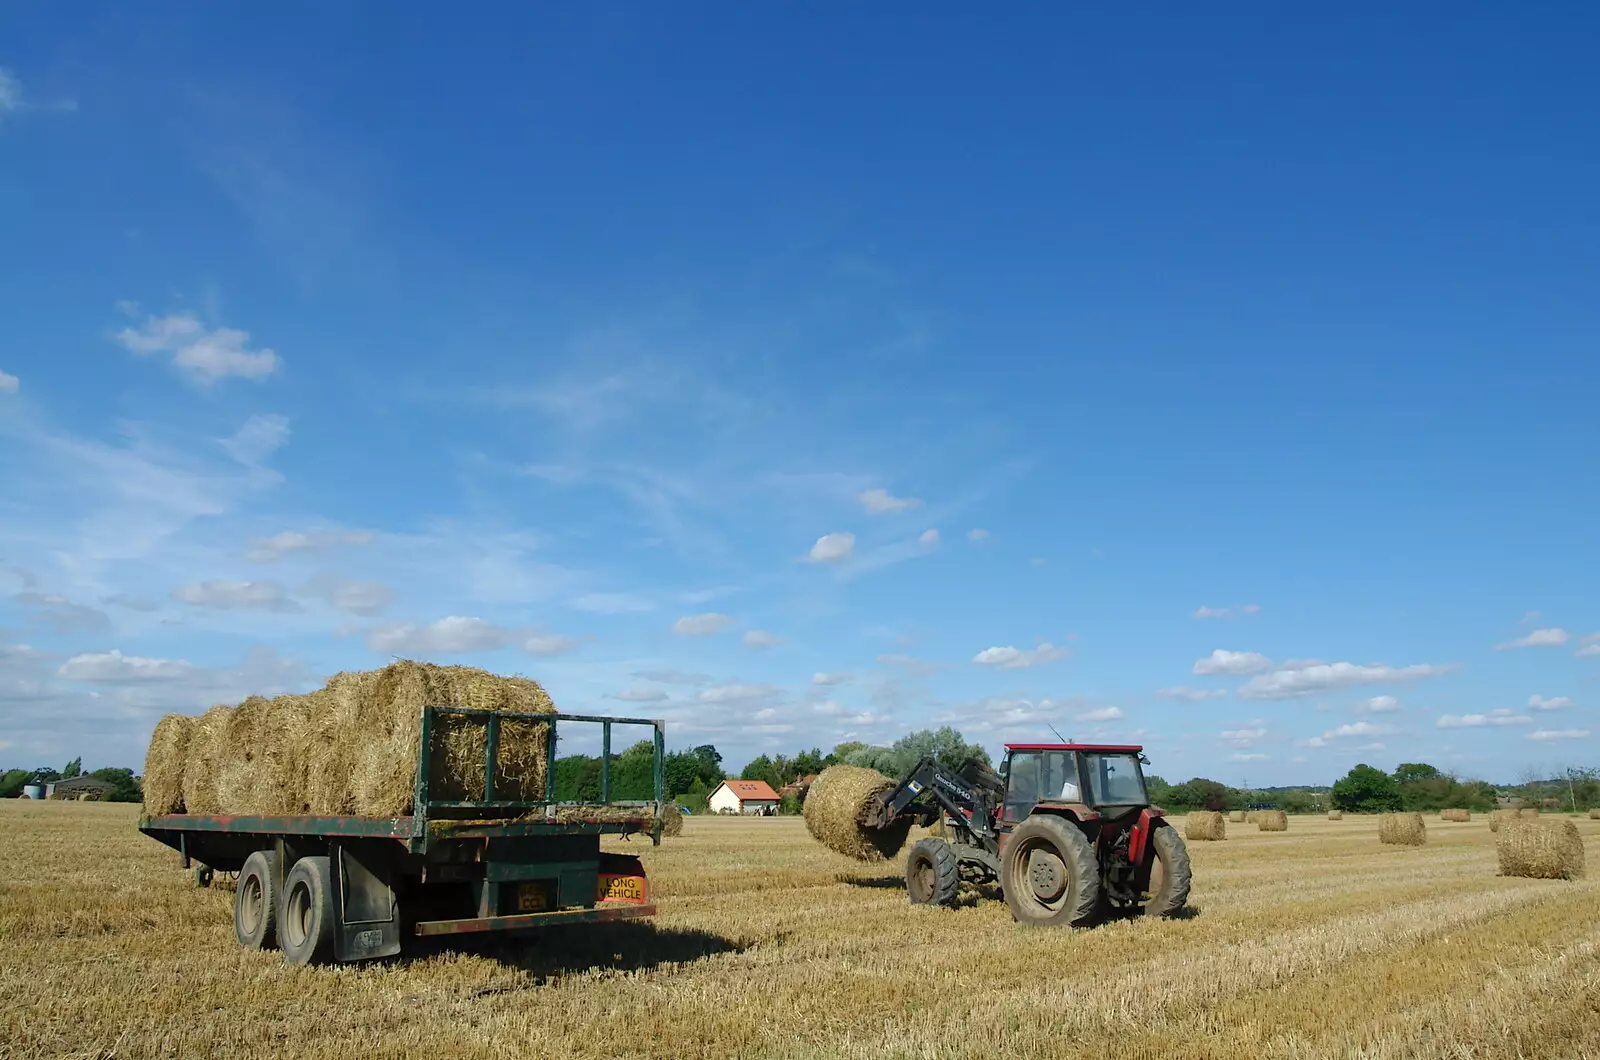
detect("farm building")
(708, 779), (781, 815)
(46, 777), (116, 801)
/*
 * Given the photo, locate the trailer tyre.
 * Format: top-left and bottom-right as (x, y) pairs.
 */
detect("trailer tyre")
(1002, 815), (1100, 928)
(279, 856), (335, 966)
(234, 850), (279, 950)
(905, 837), (960, 907)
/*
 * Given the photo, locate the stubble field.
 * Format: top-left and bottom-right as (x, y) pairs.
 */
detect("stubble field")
(3, 801), (1599, 1060)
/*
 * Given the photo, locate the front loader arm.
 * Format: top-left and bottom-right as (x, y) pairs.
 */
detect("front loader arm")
(858, 757), (996, 845)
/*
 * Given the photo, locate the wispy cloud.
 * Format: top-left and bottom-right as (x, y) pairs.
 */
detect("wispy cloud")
(672, 613), (735, 636)
(743, 629), (783, 650)
(1495, 627), (1569, 650)
(115, 311), (280, 383)
(806, 532), (855, 563)
(0, 370), (17, 394)
(245, 529), (373, 562)
(1436, 709), (1531, 729)
(1157, 686), (1228, 702)
(1527, 729), (1590, 742)
(1527, 695), (1573, 712)
(858, 488), (922, 515)
(172, 579), (301, 613)
(972, 642), (1069, 670)
(1192, 650), (1272, 676)
(1239, 661), (1452, 701)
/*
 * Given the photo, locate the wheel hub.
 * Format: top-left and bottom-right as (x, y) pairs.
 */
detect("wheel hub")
(1027, 850), (1067, 902)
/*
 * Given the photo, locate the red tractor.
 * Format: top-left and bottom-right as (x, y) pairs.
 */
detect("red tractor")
(858, 742), (1190, 926)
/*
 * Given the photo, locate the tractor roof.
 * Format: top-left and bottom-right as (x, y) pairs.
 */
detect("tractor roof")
(1004, 743), (1144, 753)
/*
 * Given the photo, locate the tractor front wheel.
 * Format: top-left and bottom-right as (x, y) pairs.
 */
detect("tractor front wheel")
(905, 837), (960, 907)
(1140, 822), (1192, 918)
(1002, 815), (1100, 927)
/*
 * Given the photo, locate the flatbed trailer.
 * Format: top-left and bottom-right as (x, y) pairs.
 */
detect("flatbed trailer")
(139, 706), (666, 965)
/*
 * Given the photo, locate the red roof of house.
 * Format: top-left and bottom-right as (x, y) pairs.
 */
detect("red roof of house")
(719, 779), (780, 801)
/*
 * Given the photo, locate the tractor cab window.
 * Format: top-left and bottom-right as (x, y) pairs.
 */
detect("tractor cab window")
(1003, 750), (1081, 821)
(1083, 753), (1147, 807)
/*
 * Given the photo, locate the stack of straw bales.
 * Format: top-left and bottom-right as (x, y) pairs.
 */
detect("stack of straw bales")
(1496, 818), (1584, 880)
(1379, 812), (1427, 846)
(1185, 811), (1226, 841)
(142, 661), (557, 818)
(1257, 810), (1288, 832)
(1440, 808), (1472, 822)
(802, 765), (912, 862)
(1228, 810), (1246, 824)
(1327, 810), (1344, 820)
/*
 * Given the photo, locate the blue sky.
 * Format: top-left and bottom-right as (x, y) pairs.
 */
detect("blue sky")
(2, 5), (1597, 785)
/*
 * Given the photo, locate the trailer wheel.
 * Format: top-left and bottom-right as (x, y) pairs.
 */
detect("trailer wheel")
(1139, 822), (1192, 918)
(1002, 815), (1100, 928)
(905, 837), (960, 907)
(280, 856), (335, 966)
(235, 851), (279, 950)
(194, 864), (215, 889)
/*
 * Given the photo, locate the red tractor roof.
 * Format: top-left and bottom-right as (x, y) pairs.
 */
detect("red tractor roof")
(1005, 743), (1145, 752)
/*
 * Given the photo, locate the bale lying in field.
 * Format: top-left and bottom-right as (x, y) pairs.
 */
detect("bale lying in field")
(662, 802), (684, 837)
(1257, 810), (1288, 832)
(1229, 810), (1246, 823)
(1327, 810), (1343, 820)
(1379, 812), (1426, 846)
(141, 714), (192, 816)
(145, 661), (557, 817)
(1440, 808), (1471, 822)
(1497, 818), (1584, 880)
(1245, 810), (1261, 824)
(1489, 808), (1536, 833)
(1185, 811), (1226, 841)
(1589, 809), (1600, 821)
(803, 765), (911, 862)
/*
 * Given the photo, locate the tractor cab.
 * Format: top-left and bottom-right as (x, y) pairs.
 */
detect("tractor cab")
(999, 743), (1150, 822)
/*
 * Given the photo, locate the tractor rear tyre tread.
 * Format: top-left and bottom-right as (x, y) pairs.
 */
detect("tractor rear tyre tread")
(905, 837), (960, 907)
(1002, 815), (1100, 928)
(1142, 821), (1192, 918)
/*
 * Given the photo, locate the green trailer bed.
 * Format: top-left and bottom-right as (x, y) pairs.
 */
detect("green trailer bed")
(138, 706), (666, 965)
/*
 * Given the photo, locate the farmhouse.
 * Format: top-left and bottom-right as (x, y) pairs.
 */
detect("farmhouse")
(708, 779), (780, 815)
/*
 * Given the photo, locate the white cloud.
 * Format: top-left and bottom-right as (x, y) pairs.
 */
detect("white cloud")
(608, 687), (669, 703)
(0, 370), (17, 394)
(972, 642), (1069, 670)
(115, 312), (280, 383)
(367, 616), (514, 654)
(0, 68), (20, 112)
(1296, 720), (1398, 748)
(633, 668), (709, 686)
(1527, 729), (1590, 742)
(1436, 709), (1532, 729)
(858, 488), (922, 515)
(572, 592), (654, 614)
(1240, 604), (1261, 614)
(1238, 661), (1452, 700)
(807, 532), (855, 563)
(919, 529), (940, 546)
(523, 633), (577, 657)
(1359, 695), (1401, 714)
(57, 650), (197, 683)
(1220, 727), (1267, 746)
(812, 672), (852, 686)
(172, 579), (300, 612)
(967, 528), (990, 542)
(743, 629), (783, 649)
(698, 683), (780, 705)
(221, 414), (291, 466)
(672, 612), (734, 636)
(1192, 650), (1272, 676)
(1231, 753), (1269, 762)
(1157, 686), (1228, 702)
(1076, 707), (1124, 722)
(1579, 645), (1600, 659)
(305, 575), (392, 616)
(246, 529), (373, 562)
(1495, 627), (1569, 650)
(1193, 606), (1230, 619)
(1528, 695), (1573, 712)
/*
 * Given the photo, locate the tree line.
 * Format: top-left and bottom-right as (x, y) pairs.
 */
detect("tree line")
(1, 758), (143, 802)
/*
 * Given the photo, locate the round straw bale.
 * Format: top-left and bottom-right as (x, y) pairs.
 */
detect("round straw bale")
(1228, 810), (1246, 823)
(141, 714), (192, 815)
(1588, 809), (1600, 821)
(1440, 808), (1471, 822)
(662, 802), (684, 837)
(1497, 817), (1584, 880)
(214, 696), (276, 815)
(1327, 810), (1343, 820)
(1489, 809), (1518, 833)
(181, 705), (235, 815)
(1379, 812), (1427, 846)
(1184, 810), (1226, 841)
(803, 765), (911, 861)
(1256, 809), (1288, 832)
(1245, 810), (1262, 824)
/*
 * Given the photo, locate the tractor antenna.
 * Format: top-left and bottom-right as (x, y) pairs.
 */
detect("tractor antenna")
(1048, 723), (1071, 744)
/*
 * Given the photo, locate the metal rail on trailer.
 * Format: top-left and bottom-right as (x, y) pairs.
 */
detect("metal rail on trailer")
(139, 707), (667, 964)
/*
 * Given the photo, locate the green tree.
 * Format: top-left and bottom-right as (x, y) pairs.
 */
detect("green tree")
(662, 751), (703, 798)
(553, 755), (602, 801)
(1393, 762), (1441, 785)
(779, 792), (803, 815)
(1166, 777), (1230, 812)
(61, 757), (82, 780)
(739, 754), (781, 789)
(1144, 774), (1172, 806)
(87, 767), (141, 803)
(1331, 764), (1403, 813)
(611, 740), (657, 799)
(0, 769), (30, 798)
(828, 741), (867, 765)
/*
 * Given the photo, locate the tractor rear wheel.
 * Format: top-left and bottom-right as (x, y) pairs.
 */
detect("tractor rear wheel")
(905, 837), (959, 907)
(1140, 822), (1192, 918)
(1002, 815), (1100, 927)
